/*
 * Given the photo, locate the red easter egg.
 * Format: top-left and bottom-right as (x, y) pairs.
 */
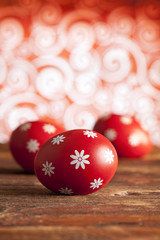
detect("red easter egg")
(34, 129), (118, 195)
(93, 114), (153, 158)
(9, 120), (65, 173)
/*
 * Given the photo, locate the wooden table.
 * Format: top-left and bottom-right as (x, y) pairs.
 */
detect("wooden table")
(0, 144), (160, 240)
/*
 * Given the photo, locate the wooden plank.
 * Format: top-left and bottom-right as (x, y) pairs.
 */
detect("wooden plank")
(0, 226), (160, 240)
(0, 145), (160, 240)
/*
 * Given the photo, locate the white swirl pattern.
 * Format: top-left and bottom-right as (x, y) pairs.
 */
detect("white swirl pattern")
(0, 0), (159, 147)
(0, 17), (24, 50)
(101, 47), (131, 83)
(35, 3), (62, 25)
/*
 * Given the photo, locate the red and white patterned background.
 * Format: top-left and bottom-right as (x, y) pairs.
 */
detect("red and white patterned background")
(0, 0), (160, 145)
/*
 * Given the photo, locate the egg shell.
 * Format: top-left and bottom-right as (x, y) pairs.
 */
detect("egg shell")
(9, 120), (65, 173)
(93, 114), (153, 159)
(34, 129), (118, 195)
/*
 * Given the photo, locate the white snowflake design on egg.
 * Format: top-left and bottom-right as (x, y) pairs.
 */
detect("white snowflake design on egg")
(59, 187), (73, 195)
(42, 161), (55, 176)
(70, 150), (90, 170)
(104, 128), (117, 141)
(42, 124), (56, 134)
(90, 178), (103, 190)
(104, 148), (114, 164)
(128, 133), (141, 147)
(120, 116), (132, 125)
(20, 122), (32, 131)
(26, 139), (40, 153)
(51, 135), (65, 145)
(83, 130), (97, 138)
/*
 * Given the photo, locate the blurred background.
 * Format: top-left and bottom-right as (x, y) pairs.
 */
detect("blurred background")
(0, 0), (159, 146)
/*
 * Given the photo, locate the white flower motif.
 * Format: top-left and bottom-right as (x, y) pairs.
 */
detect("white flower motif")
(26, 139), (40, 153)
(90, 178), (103, 190)
(128, 133), (141, 147)
(20, 122), (32, 131)
(59, 187), (73, 195)
(42, 161), (55, 176)
(83, 130), (97, 138)
(51, 135), (65, 145)
(104, 128), (117, 141)
(42, 124), (56, 134)
(70, 150), (90, 170)
(104, 148), (114, 164)
(120, 116), (132, 125)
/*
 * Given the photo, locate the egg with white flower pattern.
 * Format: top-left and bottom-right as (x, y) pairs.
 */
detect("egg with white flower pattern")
(93, 114), (153, 158)
(9, 120), (65, 173)
(34, 129), (118, 195)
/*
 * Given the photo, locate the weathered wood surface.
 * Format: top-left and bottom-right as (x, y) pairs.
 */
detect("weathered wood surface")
(0, 144), (160, 240)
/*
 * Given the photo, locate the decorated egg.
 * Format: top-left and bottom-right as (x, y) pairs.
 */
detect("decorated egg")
(9, 120), (65, 173)
(34, 129), (118, 195)
(93, 114), (153, 158)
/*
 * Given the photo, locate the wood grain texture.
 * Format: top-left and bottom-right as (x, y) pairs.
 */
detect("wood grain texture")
(0, 144), (160, 240)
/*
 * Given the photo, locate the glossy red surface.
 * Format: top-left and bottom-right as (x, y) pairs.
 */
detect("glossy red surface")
(9, 120), (65, 172)
(34, 129), (118, 195)
(93, 114), (153, 158)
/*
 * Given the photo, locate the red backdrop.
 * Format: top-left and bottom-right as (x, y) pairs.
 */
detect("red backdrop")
(0, 0), (160, 146)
